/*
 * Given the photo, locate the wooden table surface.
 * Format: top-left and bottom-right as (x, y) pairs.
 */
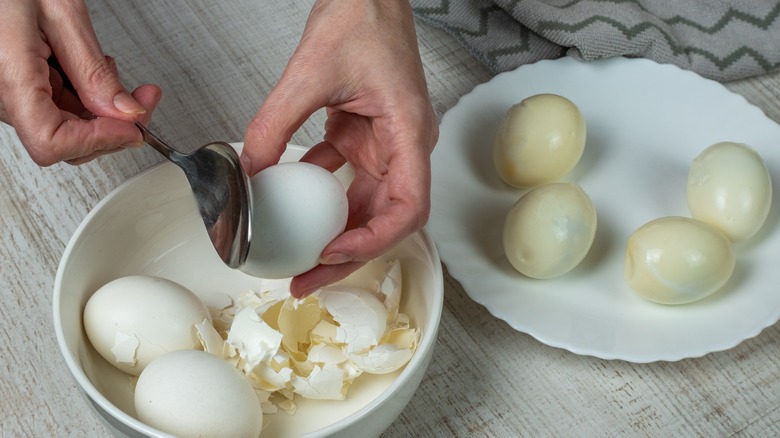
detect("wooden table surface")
(2, 1), (778, 436)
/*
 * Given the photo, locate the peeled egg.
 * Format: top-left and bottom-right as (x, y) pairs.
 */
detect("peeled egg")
(624, 216), (735, 305)
(494, 93), (586, 188)
(242, 161), (348, 279)
(134, 350), (262, 438)
(83, 275), (211, 375)
(503, 182), (597, 279)
(687, 141), (773, 242)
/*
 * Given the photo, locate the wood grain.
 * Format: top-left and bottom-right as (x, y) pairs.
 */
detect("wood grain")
(1, 1), (778, 436)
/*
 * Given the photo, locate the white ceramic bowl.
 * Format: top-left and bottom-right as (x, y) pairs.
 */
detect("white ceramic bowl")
(54, 145), (443, 438)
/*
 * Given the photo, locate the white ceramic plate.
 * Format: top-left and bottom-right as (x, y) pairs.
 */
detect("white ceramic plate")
(429, 57), (780, 362)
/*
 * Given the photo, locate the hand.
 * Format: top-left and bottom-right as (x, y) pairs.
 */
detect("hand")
(0, 0), (161, 166)
(242, 0), (438, 298)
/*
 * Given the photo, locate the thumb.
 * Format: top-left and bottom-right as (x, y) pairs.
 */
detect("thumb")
(242, 70), (327, 176)
(40, 2), (145, 120)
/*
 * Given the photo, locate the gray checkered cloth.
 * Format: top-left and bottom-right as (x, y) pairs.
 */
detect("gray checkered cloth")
(411, 0), (780, 81)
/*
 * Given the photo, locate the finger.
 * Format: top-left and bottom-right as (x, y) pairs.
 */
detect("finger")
(321, 200), (427, 266)
(299, 141), (347, 172)
(39, 2), (146, 120)
(64, 84), (162, 163)
(321, 152), (431, 264)
(65, 146), (125, 165)
(131, 84), (163, 126)
(242, 62), (332, 175)
(21, 82), (160, 166)
(48, 66), (91, 117)
(290, 261), (367, 299)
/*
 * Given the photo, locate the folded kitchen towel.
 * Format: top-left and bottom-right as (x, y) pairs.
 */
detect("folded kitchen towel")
(411, 0), (780, 81)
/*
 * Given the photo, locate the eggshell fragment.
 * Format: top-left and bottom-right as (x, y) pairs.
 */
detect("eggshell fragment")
(503, 182), (597, 279)
(624, 216), (736, 305)
(318, 286), (388, 354)
(193, 259), (418, 413)
(242, 162), (348, 279)
(494, 93), (587, 188)
(226, 307), (283, 373)
(290, 364), (351, 400)
(134, 350), (262, 438)
(347, 327), (419, 374)
(83, 275), (211, 375)
(110, 332), (139, 365)
(195, 319), (226, 358)
(687, 141), (773, 242)
(377, 260), (402, 321)
(278, 295), (322, 353)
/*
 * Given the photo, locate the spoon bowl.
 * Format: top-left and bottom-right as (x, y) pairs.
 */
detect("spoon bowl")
(136, 123), (251, 268)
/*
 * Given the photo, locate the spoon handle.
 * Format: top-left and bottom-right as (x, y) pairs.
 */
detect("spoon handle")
(135, 122), (182, 163)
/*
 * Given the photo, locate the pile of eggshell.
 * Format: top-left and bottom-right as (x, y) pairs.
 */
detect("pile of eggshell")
(494, 93), (773, 305)
(83, 259), (418, 437)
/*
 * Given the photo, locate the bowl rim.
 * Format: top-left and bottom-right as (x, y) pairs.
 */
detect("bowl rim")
(53, 144), (444, 437)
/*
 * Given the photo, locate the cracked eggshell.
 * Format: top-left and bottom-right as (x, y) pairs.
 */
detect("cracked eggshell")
(195, 319), (226, 358)
(493, 93), (586, 188)
(242, 162), (348, 279)
(348, 344), (414, 375)
(624, 216), (736, 305)
(503, 182), (597, 279)
(318, 286), (388, 354)
(687, 141), (773, 242)
(134, 350), (262, 438)
(278, 295), (322, 354)
(83, 275), (211, 376)
(378, 260), (402, 320)
(349, 327), (418, 374)
(226, 307), (283, 373)
(291, 364), (351, 400)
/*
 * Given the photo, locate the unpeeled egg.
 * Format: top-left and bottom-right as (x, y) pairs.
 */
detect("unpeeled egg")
(242, 162), (348, 279)
(83, 275), (211, 375)
(134, 349), (263, 438)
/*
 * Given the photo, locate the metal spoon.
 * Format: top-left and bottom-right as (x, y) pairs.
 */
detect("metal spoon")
(46, 56), (251, 268)
(136, 123), (252, 269)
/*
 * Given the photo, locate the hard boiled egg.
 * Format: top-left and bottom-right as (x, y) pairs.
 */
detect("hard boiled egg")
(624, 216), (735, 305)
(134, 350), (262, 438)
(83, 275), (211, 375)
(503, 182), (597, 279)
(687, 141), (772, 242)
(242, 162), (348, 279)
(494, 94), (587, 188)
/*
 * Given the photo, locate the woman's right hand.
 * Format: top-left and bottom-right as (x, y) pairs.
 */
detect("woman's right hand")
(0, 0), (161, 166)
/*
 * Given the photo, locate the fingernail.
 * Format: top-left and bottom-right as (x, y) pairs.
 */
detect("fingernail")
(295, 287), (317, 299)
(113, 91), (146, 115)
(321, 252), (352, 265)
(121, 141), (144, 149)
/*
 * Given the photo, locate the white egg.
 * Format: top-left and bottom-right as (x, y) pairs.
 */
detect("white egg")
(624, 216), (735, 305)
(503, 182), (597, 279)
(242, 161), (348, 279)
(687, 141), (773, 242)
(83, 275), (211, 375)
(134, 350), (262, 438)
(494, 93), (587, 188)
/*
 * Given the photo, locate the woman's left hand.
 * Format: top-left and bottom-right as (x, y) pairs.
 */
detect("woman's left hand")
(241, 0), (438, 298)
